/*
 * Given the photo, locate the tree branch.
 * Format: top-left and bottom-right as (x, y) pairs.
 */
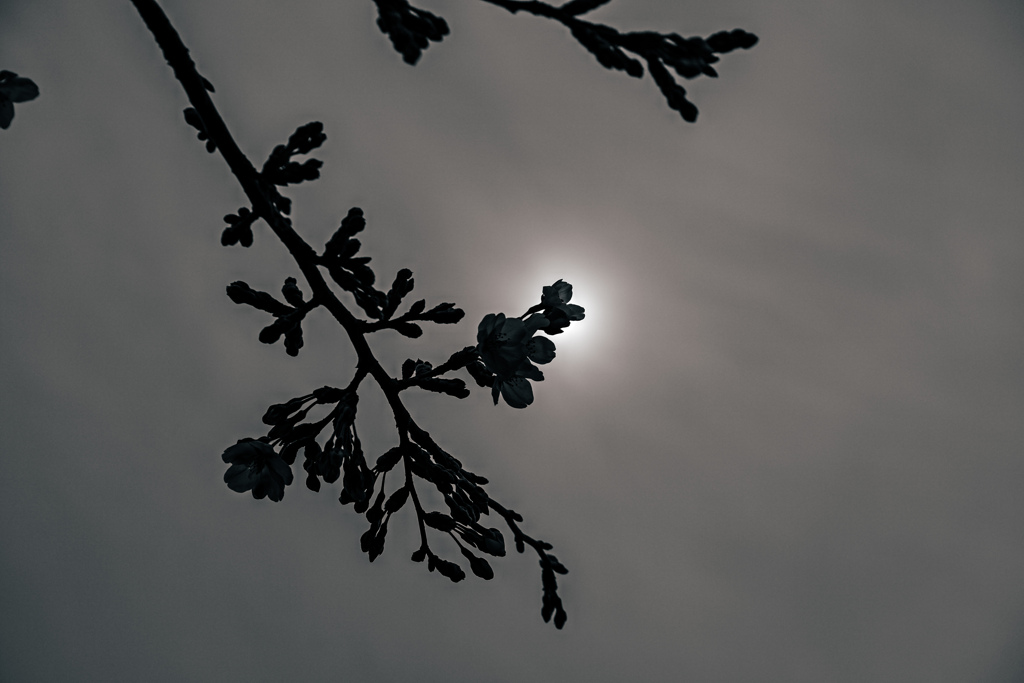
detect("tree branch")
(131, 0), (576, 628)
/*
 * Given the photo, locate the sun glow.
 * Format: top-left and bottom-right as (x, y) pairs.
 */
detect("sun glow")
(510, 249), (621, 369)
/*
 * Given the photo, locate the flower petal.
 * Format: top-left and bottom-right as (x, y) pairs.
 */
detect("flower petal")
(476, 313), (500, 344)
(268, 456), (294, 486)
(482, 343), (527, 376)
(264, 477), (286, 502)
(526, 336), (556, 364)
(496, 316), (528, 344)
(222, 437), (273, 464)
(251, 477), (271, 500)
(500, 378), (534, 408)
(541, 280), (572, 306)
(516, 361), (544, 382)
(224, 463), (259, 493)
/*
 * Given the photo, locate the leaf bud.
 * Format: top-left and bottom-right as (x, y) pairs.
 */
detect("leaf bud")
(366, 488), (387, 524)
(360, 525), (378, 553)
(420, 378), (470, 399)
(422, 302), (464, 324)
(312, 386), (346, 403)
(281, 277), (305, 307)
(287, 121), (327, 154)
(375, 447), (404, 473)
(423, 511), (456, 532)
(460, 527), (505, 557)
(434, 558), (466, 583)
(284, 324), (304, 356)
(382, 268), (415, 320)
(459, 545), (494, 580)
(393, 321), (423, 338)
(259, 318), (289, 345)
(225, 281), (256, 306)
(462, 470), (488, 486)
(384, 486), (410, 513)
(261, 396), (307, 425)
(406, 299), (426, 317)
(340, 207), (365, 236)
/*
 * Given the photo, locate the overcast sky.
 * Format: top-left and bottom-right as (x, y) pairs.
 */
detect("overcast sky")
(2, 1), (1023, 681)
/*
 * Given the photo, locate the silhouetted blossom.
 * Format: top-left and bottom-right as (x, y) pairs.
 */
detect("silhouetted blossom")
(476, 312), (555, 407)
(477, 313), (537, 376)
(474, 290), (572, 408)
(0, 71), (39, 130)
(222, 438), (294, 502)
(537, 279), (586, 334)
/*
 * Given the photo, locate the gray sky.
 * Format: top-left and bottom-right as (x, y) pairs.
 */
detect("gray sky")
(2, 1), (1023, 681)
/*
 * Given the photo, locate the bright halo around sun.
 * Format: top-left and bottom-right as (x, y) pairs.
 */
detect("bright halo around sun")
(510, 251), (620, 370)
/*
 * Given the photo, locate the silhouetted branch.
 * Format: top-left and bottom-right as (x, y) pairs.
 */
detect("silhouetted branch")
(129, 0), (589, 628)
(372, 0), (758, 121)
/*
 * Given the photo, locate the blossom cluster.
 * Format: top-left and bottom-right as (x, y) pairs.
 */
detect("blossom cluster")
(468, 280), (585, 408)
(222, 386), (372, 503)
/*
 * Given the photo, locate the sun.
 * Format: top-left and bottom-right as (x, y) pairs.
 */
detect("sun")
(463, 207), (631, 382)
(509, 247), (621, 370)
